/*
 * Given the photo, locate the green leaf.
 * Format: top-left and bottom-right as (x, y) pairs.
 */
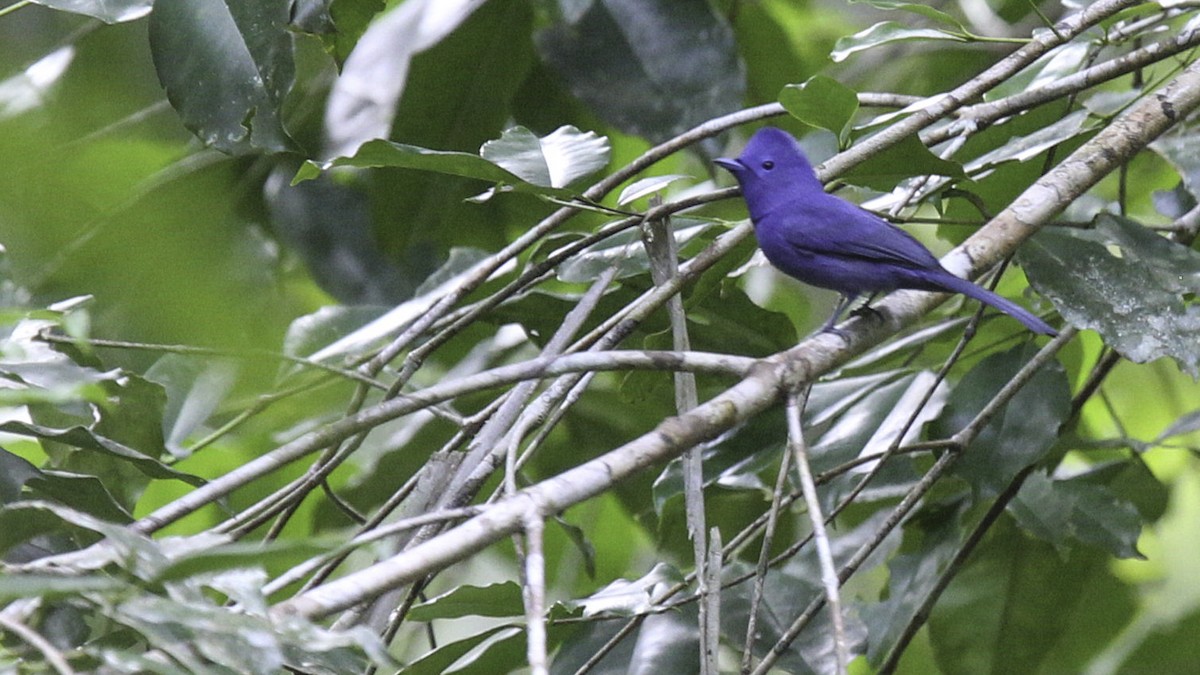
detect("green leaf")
(928, 521), (1136, 675)
(1010, 471), (1144, 559)
(400, 625), (517, 675)
(322, 0), (490, 156)
(29, 470), (134, 523)
(144, 356), (238, 458)
(964, 110), (1093, 174)
(779, 76), (860, 146)
(842, 134), (965, 189)
(832, 22), (966, 63)
(149, 0), (298, 154)
(849, 0), (967, 29)
(933, 344), (1071, 496)
(651, 436), (776, 514)
(324, 0), (386, 63)
(294, 138), (575, 198)
(564, 563), (684, 616)
(0, 448), (41, 504)
(1151, 131), (1200, 198)
(30, 0), (150, 23)
(985, 43), (1090, 102)
(862, 501), (966, 665)
(555, 606), (699, 674)
(722, 514), (894, 672)
(617, 174), (693, 206)
(0, 421), (203, 486)
(557, 219), (720, 283)
(535, 0), (745, 142)
(154, 536), (334, 583)
(1019, 214), (1200, 378)
(115, 591), (388, 674)
(480, 126), (609, 189)
(0, 359), (118, 408)
(0, 501), (158, 573)
(0, 427), (133, 523)
(407, 582), (525, 621)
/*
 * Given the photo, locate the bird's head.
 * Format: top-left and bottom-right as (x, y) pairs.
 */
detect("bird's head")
(714, 127), (824, 217)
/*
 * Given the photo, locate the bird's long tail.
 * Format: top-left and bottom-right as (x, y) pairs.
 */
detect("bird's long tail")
(931, 272), (1057, 336)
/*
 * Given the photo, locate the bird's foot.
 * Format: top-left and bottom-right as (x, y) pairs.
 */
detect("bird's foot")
(816, 323), (852, 343)
(850, 303), (884, 322)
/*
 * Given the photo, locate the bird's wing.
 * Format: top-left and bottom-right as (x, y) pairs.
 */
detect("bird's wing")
(774, 196), (943, 269)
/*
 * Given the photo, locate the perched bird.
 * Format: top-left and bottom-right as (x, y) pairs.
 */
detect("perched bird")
(714, 127), (1056, 336)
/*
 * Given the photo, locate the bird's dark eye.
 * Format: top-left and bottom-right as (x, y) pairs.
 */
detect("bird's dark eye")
(762, 160), (775, 170)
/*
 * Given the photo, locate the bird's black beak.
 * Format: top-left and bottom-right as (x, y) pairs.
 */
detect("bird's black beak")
(714, 157), (743, 174)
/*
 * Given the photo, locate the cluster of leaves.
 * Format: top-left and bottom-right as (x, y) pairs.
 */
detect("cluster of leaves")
(1, 0), (1200, 673)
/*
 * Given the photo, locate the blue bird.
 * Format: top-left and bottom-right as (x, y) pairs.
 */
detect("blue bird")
(714, 127), (1056, 337)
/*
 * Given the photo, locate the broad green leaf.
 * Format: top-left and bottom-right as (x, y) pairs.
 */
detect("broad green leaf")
(149, 0), (298, 154)
(1019, 214), (1200, 378)
(29, 470), (134, 523)
(290, 0), (334, 35)
(985, 42), (1090, 102)
(264, 166), (415, 304)
(811, 371), (944, 476)
(850, 0), (967, 29)
(555, 607), (699, 674)
(805, 370), (910, 426)
(556, 220), (718, 283)
(0, 448), (41, 504)
(401, 626), (519, 675)
(116, 592), (387, 674)
(862, 501), (966, 665)
(842, 134), (965, 189)
(144, 356), (239, 458)
(563, 563), (684, 616)
(535, 0), (745, 142)
(722, 513), (896, 672)
(407, 582), (525, 621)
(617, 174), (693, 205)
(0, 421), (203, 486)
(933, 344), (1071, 496)
(780, 76), (860, 146)
(281, 305), (391, 361)
(323, 0), (489, 156)
(1010, 471), (1144, 559)
(1151, 131), (1200, 198)
(929, 521), (1136, 675)
(651, 434), (777, 514)
(294, 138), (575, 198)
(0, 358), (117, 408)
(480, 126), (609, 189)
(324, 0), (386, 63)
(154, 537), (334, 583)
(964, 110), (1093, 174)
(832, 22), (966, 63)
(433, 626), (529, 675)
(0, 501), (157, 574)
(31, 0), (150, 23)
(553, 514), (597, 580)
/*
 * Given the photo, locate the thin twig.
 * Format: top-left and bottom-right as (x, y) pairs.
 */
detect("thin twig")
(0, 614), (74, 675)
(787, 386), (848, 674)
